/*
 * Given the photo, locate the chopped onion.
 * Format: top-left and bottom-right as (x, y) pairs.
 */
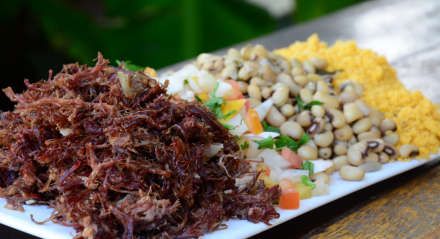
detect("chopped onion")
(312, 178), (330, 196)
(226, 113), (248, 136)
(253, 98), (273, 121)
(277, 169), (304, 183)
(256, 149), (290, 169)
(188, 77), (204, 94)
(241, 132), (280, 140)
(311, 159), (334, 174)
(214, 80), (232, 97)
(198, 72), (216, 93)
(204, 143), (224, 158)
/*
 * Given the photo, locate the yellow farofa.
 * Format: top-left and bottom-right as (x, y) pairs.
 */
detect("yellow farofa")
(275, 34), (440, 161)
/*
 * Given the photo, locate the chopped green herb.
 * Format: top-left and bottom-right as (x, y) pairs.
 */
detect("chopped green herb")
(195, 95), (202, 103)
(252, 136), (274, 150)
(275, 133), (310, 152)
(262, 120), (281, 133)
(295, 95), (324, 112)
(223, 109), (237, 119)
(221, 123), (235, 130)
(233, 135), (240, 142)
(204, 83), (226, 118)
(240, 119), (243, 125)
(116, 60), (144, 72)
(301, 175), (316, 189)
(184, 79), (189, 84)
(273, 201), (279, 205)
(240, 141), (249, 150)
(301, 160), (314, 175)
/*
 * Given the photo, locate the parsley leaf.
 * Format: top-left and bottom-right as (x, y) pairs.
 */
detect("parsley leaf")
(301, 160), (314, 175)
(240, 141), (250, 150)
(262, 121), (281, 133)
(195, 95), (202, 103)
(252, 136), (274, 150)
(116, 60), (144, 72)
(204, 83), (226, 118)
(184, 79), (189, 84)
(223, 109), (237, 119)
(301, 175), (316, 189)
(221, 123), (235, 130)
(295, 95), (324, 112)
(273, 201), (279, 205)
(274, 133), (309, 152)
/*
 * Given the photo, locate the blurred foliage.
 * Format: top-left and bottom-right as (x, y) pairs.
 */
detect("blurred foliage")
(4, 0), (276, 70)
(295, 0), (364, 23)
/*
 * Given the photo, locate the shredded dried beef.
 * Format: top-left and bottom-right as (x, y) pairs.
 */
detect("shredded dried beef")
(0, 53), (280, 239)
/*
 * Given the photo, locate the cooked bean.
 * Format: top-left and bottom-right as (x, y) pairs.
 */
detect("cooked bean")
(296, 110), (313, 127)
(382, 132), (400, 146)
(300, 89), (313, 104)
(280, 104), (295, 117)
(247, 83), (262, 101)
(240, 44), (253, 60)
(297, 145), (318, 160)
(261, 87), (274, 100)
(325, 123), (333, 132)
(370, 126), (381, 135)
(250, 76), (269, 87)
(339, 165), (365, 181)
(311, 105), (325, 118)
(249, 44), (269, 60)
(383, 143), (399, 159)
(306, 139), (318, 150)
(290, 57), (303, 69)
(363, 139), (385, 153)
(348, 135), (357, 146)
(318, 147), (332, 159)
(225, 48), (242, 65)
(303, 60), (316, 74)
(324, 159), (335, 175)
(316, 80), (330, 94)
(380, 119), (397, 134)
(291, 67), (305, 77)
(352, 82), (365, 96)
(339, 92), (361, 105)
(334, 144), (348, 156)
(237, 81), (248, 94)
(277, 72), (291, 84)
(221, 64), (238, 80)
(326, 109), (346, 129)
(272, 88), (289, 107)
(358, 162), (382, 172)
(315, 131), (334, 147)
(284, 76), (302, 96)
(307, 73), (323, 83)
(334, 125), (353, 141)
(304, 82), (316, 93)
(197, 53), (217, 65)
(265, 106), (286, 128)
(310, 172), (330, 184)
(347, 141), (368, 166)
(310, 57), (327, 69)
(313, 92), (340, 110)
(355, 99), (370, 116)
(343, 103), (364, 124)
(357, 131), (381, 141)
(333, 156), (349, 171)
(280, 121), (303, 141)
(271, 83), (289, 91)
(364, 152), (379, 163)
(399, 144), (420, 158)
(352, 117), (373, 134)
(247, 98), (261, 109)
(307, 118), (326, 137)
(261, 65), (277, 83)
(276, 58), (291, 73)
(378, 152), (390, 164)
(293, 75), (308, 87)
(238, 62), (260, 81)
(368, 108), (384, 127)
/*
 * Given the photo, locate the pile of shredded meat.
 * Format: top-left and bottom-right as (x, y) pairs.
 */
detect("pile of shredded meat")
(0, 53), (280, 239)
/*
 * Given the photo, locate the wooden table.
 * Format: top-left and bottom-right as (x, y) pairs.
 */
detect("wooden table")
(2, 0), (439, 238)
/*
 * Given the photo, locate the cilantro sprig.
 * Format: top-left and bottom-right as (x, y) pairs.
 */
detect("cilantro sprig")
(262, 121), (281, 133)
(274, 133), (310, 152)
(301, 160), (314, 175)
(240, 141), (250, 150)
(295, 95), (323, 113)
(301, 175), (316, 189)
(252, 136), (274, 150)
(204, 83), (226, 118)
(221, 123), (235, 130)
(116, 60), (144, 72)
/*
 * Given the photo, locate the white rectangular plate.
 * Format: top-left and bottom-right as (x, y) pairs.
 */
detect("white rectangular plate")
(0, 152), (439, 239)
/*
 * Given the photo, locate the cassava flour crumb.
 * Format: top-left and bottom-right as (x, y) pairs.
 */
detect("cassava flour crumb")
(275, 34), (440, 161)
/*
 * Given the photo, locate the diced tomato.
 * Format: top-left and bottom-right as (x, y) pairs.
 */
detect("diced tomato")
(278, 178), (295, 192)
(256, 163), (271, 177)
(245, 109), (264, 135)
(281, 147), (303, 169)
(223, 80), (240, 101)
(279, 188), (300, 210)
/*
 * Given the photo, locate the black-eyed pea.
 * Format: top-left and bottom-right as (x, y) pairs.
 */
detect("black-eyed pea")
(280, 104), (295, 117)
(363, 139), (385, 153)
(238, 61), (260, 81)
(357, 131), (381, 141)
(314, 92), (340, 110)
(316, 80), (330, 94)
(276, 58), (292, 73)
(221, 64), (238, 80)
(382, 132), (400, 146)
(307, 118), (326, 137)
(399, 144), (420, 158)
(300, 89), (313, 104)
(347, 141), (368, 166)
(297, 145), (318, 160)
(334, 144), (348, 156)
(318, 147), (332, 159)
(352, 117), (373, 134)
(311, 105), (325, 118)
(343, 103), (364, 124)
(354, 99), (370, 116)
(310, 172), (330, 184)
(294, 75), (309, 87)
(383, 143), (399, 159)
(260, 65), (277, 83)
(225, 48), (241, 65)
(325, 123), (333, 132)
(334, 125), (353, 141)
(240, 44), (254, 61)
(339, 92), (361, 105)
(291, 67), (305, 77)
(339, 165), (365, 181)
(237, 81), (248, 94)
(378, 152), (390, 164)
(247, 98), (262, 109)
(303, 60), (316, 74)
(315, 131), (334, 148)
(247, 83), (262, 101)
(265, 106), (286, 128)
(368, 108), (384, 127)
(307, 74), (323, 83)
(352, 82), (365, 96)
(304, 82), (316, 93)
(280, 121), (303, 141)
(333, 155), (349, 171)
(370, 126), (381, 135)
(272, 88), (289, 107)
(306, 139), (318, 150)
(261, 87), (274, 100)
(326, 108), (346, 129)
(290, 57), (303, 69)
(250, 76), (268, 87)
(277, 72), (291, 84)
(296, 110), (313, 127)
(380, 119), (397, 134)
(310, 57), (327, 69)
(283, 77), (302, 96)
(365, 152), (379, 163)
(197, 53), (217, 65)
(249, 44), (269, 60)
